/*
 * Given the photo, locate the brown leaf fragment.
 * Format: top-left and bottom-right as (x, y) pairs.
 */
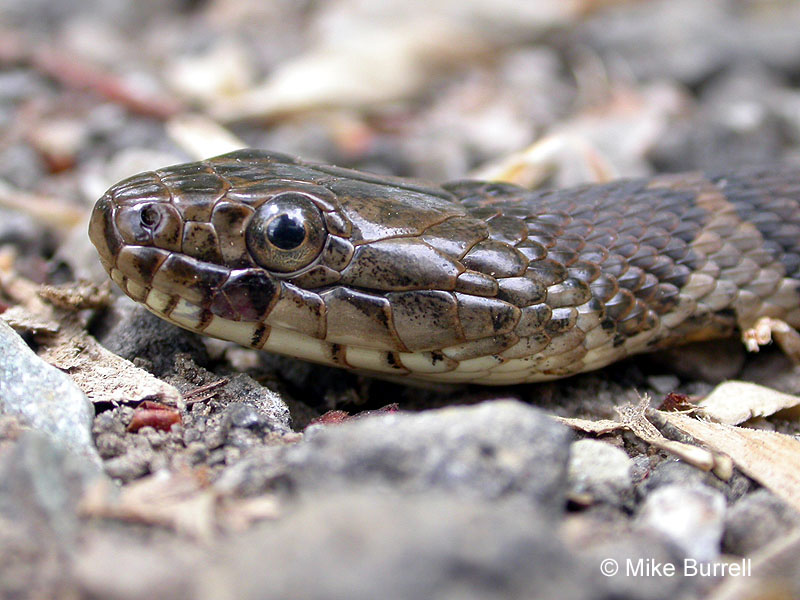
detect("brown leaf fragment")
(0, 179), (85, 230)
(80, 471), (216, 541)
(659, 413), (800, 513)
(658, 392), (695, 412)
(0, 304), (60, 336)
(127, 401), (182, 433)
(553, 416), (623, 436)
(308, 410), (352, 427)
(307, 403), (401, 428)
(39, 327), (182, 406)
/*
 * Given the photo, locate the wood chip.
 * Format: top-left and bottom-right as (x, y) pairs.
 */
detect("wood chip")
(0, 178), (86, 230)
(166, 113), (245, 161)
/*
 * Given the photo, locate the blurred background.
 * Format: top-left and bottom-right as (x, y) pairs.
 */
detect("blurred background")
(2, 0), (800, 250)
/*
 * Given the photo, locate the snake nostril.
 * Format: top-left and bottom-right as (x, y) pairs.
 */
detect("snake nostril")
(140, 204), (161, 229)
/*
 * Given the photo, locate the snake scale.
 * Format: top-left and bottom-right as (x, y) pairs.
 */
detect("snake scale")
(89, 150), (800, 384)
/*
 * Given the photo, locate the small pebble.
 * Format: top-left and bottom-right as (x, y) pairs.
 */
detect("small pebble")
(646, 374), (680, 395)
(104, 449), (152, 482)
(184, 442), (209, 465)
(567, 439), (634, 507)
(723, 489), (800, 555)
(636, 484), (726, 562)
(94, 432), (127, 459)
(226, 402), (264, 429)
(637, 459), (753, 503)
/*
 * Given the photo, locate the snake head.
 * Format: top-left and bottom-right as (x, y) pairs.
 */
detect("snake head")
(89, 150), (515, 378)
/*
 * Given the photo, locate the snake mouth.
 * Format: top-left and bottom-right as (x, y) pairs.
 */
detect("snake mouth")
(103, 241), (283, 327)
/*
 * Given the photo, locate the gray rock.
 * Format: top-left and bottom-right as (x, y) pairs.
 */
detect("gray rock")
(0, 205), (54, 257)
(650, 64), (789, 174)
(0, 69), (49, 104)
(0, 430), (103, 599)
(218, 400), (572, 512)
(645, 374), (680, 395)
(95, 298), (208, 377)
(0, 320), (98, 463)
(0, 143), (48, 190)
(637, 459), (753, 503)
(567, 439), (634, 507)
(200, 492), (603, 600)
(636, 484), (726, 563)
(74, 531), (200, 600)
(225, 402), (265, 429)
(648, 340), (745, 385)
(216, 373), (290, 432)
(723, 489), (800, 556)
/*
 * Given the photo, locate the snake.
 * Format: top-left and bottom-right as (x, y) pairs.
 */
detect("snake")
(88, 149), (800, 384)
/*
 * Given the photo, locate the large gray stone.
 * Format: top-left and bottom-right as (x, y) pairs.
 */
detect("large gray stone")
(0, 320), (98, 463)
(0, 430), (103, 599)
(200, 492), (603, 600)
(218, 400), (572, 512)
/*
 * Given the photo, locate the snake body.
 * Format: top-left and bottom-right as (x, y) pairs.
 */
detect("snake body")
(89, 150), (800, 384)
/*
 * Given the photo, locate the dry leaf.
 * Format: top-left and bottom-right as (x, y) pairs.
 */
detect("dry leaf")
(166, 113), (245, 160)
(555, 395), (730, 477)
(699, 381), (800, 426)
(472, 84), (688, 187)
(661, 413), (800, 513)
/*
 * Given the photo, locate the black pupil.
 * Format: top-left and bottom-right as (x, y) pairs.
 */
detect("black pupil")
(267, 213), (306, 250)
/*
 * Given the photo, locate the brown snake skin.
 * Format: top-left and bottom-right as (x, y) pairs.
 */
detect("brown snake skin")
(89, 150), (800, 384)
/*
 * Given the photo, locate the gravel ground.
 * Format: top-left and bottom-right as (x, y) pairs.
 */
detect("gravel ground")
(1, 1), (800, 599)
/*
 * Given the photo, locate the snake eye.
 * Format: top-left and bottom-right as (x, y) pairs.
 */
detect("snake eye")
(246, 192), (327, 273)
